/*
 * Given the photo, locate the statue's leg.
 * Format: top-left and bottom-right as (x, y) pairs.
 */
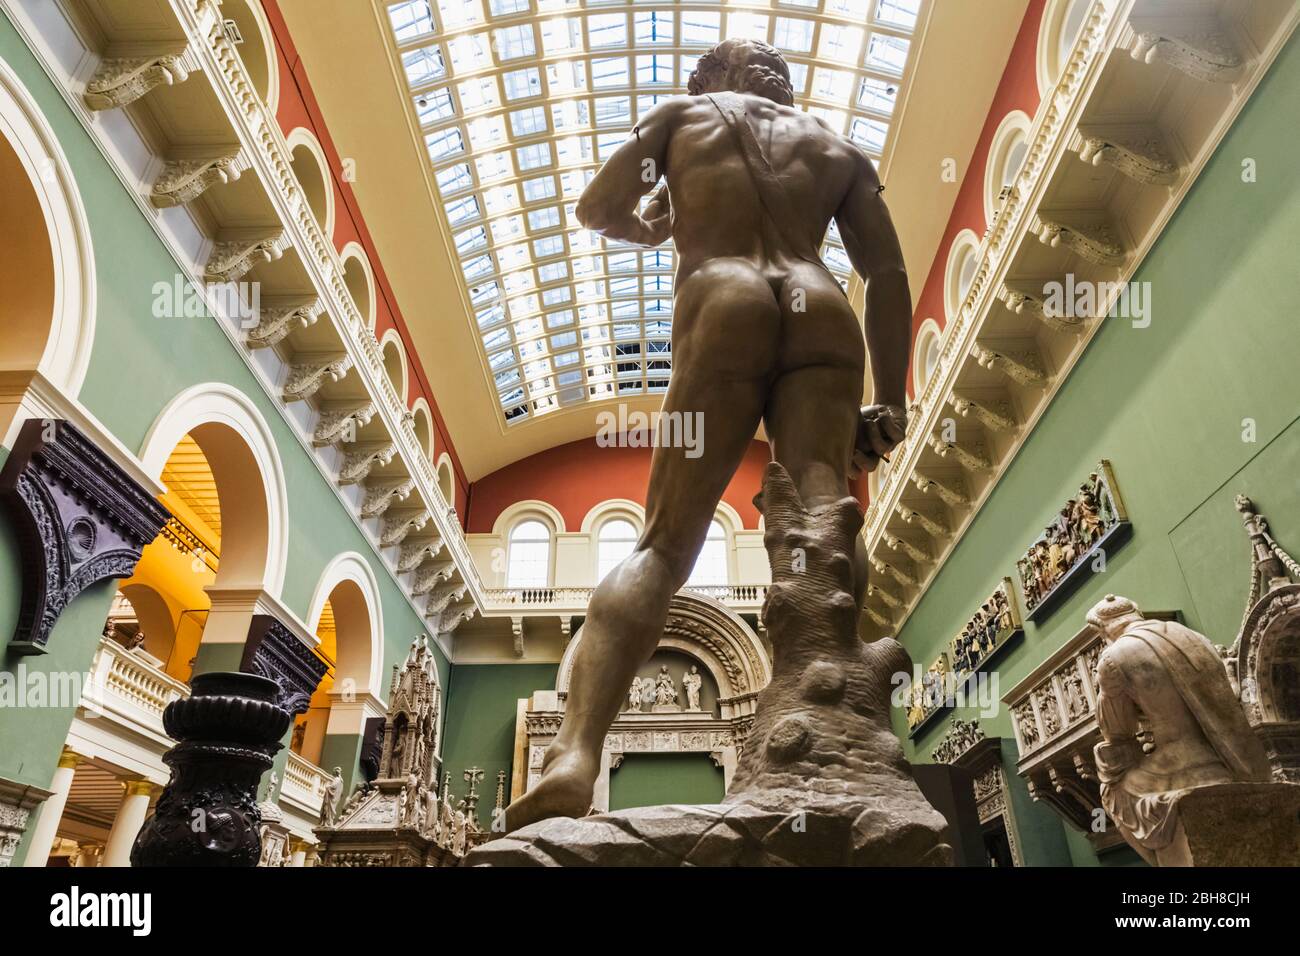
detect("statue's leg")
(504, 259), (778, 831)
(765, 264), (867, 600)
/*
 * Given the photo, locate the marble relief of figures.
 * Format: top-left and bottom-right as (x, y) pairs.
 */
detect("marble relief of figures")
(624, 661), (710, 714)
(906, 653), (952, 732)
(1016, 461), (1128, 616)
(948, 578), (1022, 680)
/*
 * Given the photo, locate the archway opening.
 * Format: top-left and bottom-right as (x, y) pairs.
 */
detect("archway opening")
(114, 433), (224, 683)
(294, 575), (377, 767)
(0, 121), (56, 419)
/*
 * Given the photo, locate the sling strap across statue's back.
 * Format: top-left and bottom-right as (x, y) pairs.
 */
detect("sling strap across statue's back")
(704, 92), (829, 272)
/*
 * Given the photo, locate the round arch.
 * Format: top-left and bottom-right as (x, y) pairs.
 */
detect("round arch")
(983, 110), (1032, 226)
(379, 328), (409, 402)
(579, 498), (646, 534)
(943, 228), (981, 323)
(221, 0), (280, 115)
(285, 126), (335, 239)
(491, 499), (567, 537)
(0, 58), (96, 412)
(434, 453), (456, 508)
(306, 552), (384, 700)
(559, 592), (771, 706)
(139, 382), (289, 597)
(912, 317), (943, 395)
(338, 241), (377, 330)
(410, 397), (435, 462)
(1037, 0), (1093, 96)
(118, 582), (179, 668)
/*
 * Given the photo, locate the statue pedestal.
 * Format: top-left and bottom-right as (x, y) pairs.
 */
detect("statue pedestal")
(1164, 782), (1300, 866)
(650, 704), (681, 714)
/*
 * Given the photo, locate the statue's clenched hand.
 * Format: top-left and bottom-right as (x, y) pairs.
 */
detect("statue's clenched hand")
(851, 403), (907, 477)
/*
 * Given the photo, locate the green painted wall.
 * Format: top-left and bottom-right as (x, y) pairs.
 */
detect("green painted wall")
(609, 753), (725, 810)
(0, 14), (447, 859)
(441, 663), (557, 827)
(894, 32), (1300, 866)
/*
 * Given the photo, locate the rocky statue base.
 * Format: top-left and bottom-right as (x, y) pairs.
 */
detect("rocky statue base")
(1159, 782), (1300, 866)
(466, 464), (952, 866)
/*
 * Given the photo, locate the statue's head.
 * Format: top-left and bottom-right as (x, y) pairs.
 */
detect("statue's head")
(687, 38), (795, 106)
(1086, 593), (1142, 642)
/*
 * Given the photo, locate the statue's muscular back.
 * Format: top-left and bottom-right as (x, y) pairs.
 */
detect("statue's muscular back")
(662, 92), (859, 283)
(648, 92), (867, 381)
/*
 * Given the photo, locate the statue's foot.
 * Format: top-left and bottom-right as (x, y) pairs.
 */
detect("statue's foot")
(504, 744), (598, 833)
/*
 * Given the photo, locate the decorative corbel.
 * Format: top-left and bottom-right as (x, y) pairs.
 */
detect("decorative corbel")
(1032, 215), (1126, 266)
(150, 150), (251, 208)
(381, 508), (429, 548)
(0, 419), (169, 654)
(999, 281), (1085, 334)
(895, 504), (948, 539)
(246, 298), (323, 351)
(1127, 21), (1244, 83)
(283, 354), (352, 403)
(970, 343), (1047, 388)
(312, 401), (375, 447)
(240, 614), (328, 716)
(397, 535), (444, 573)
(83, 49), (200, 111)
(205, 234), (286, 283)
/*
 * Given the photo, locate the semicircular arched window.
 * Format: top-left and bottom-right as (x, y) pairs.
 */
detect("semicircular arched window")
(687, 520), (729, 587)
(597, 518), (639, 582)
(507, 519), (551, 588)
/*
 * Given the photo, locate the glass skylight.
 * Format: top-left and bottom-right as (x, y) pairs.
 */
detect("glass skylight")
(386, 0), (924, 425)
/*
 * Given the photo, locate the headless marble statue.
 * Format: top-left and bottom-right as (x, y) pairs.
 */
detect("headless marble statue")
(1089, 594), (1272, 865)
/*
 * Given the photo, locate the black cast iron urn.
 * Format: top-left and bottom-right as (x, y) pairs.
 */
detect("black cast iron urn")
(131, 672), (291, 866)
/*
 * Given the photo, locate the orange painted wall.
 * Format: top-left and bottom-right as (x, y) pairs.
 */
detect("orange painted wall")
(467, 439), (779, 533)
(906, 0), (1046, 396)
(261, 0), (469, 517)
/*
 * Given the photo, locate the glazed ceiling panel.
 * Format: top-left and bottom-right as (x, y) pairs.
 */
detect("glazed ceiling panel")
(383, 0), (923, 426)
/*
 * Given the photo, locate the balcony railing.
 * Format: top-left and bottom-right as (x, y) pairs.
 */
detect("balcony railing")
(280, 751), (330, 818)
(481, 583), (768, 614)
(80, 638), (190, 745)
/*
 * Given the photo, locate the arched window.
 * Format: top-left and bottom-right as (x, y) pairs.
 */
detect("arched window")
(913, 318), (942, 393)
(597, 518), (638, 582)
(944, 230), (981, 321)
(1038, 0), (1092, 95)
(507, 519), (551, 587)
(984, 111), (1032, 224)
(687, 520), (728, 586)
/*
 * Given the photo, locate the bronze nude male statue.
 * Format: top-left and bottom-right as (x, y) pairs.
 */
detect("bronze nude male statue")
(506, 39), (913, 831)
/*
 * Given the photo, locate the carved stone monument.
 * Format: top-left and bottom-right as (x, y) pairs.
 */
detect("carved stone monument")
(1089, 594), (1300, 866)
(314, 637), (476, 866)
(467, 465), (951, 866)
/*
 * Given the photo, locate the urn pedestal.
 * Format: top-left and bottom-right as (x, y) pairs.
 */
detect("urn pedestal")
(132, 672), (291, 867)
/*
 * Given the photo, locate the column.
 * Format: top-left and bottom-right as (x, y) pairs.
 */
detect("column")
(101, 780), (156, 867)
(289, 839), (308, 867)
(22, 747), (80, 868)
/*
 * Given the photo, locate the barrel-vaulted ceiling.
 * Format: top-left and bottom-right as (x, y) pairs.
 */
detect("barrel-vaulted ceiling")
(381, 0), (923, 426)
(281, 0), (1029, 478)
